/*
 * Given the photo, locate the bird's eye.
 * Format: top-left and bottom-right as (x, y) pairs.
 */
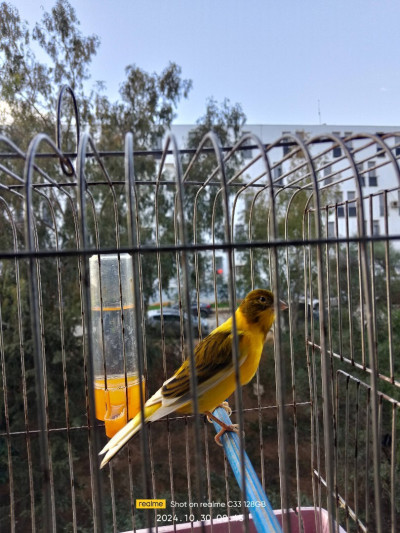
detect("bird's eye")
(259, 296), (266, 303)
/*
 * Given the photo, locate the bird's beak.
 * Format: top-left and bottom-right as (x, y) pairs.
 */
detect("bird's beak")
(279, 300), (288, 311)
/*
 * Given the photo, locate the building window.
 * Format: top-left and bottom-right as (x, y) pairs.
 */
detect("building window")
(345, 132), (353, 150)
(241, 132), (253, 159)
(368, 161), (378, 186)
(324, 165), (333, 185)
(356, 163), (365, 186)
(333, 132), (341, 157)
(333, 145), (341, 158)
(379, 194), (385, 217)
(327, 222), (335, 237)
(373, 220), (380, 235)
(273, 165), (283, 185)
(337, 192), (344, 217)
(282, 132), (291, 156)
(376, 133), (385, 157)
(348, 191), (356, 217)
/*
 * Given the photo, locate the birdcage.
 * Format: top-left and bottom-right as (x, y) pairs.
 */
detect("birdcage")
(1, 86), (399, 533)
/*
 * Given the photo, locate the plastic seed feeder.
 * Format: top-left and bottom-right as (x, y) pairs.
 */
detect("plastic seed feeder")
(89, 254), (144, 438)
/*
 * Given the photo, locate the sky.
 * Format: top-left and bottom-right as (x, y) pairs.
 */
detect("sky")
(12, 0), (400, 127)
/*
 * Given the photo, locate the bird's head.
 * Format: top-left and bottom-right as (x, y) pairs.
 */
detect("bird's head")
(239, 289), (287, 335)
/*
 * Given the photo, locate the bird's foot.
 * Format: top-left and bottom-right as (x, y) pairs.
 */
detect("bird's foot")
(214, 423), (239, 446)
(204, 410), (241, 446)
(206, 401), (232, 423)
(219, 401), (232, 416)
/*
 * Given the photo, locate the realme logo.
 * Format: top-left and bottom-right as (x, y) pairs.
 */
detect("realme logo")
(136, 499), (166, 509)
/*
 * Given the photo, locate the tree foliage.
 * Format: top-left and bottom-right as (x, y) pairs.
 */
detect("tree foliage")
(0, 0), (100, 139)
(0, 3), (251, 530)
(0, 2), (194, 530)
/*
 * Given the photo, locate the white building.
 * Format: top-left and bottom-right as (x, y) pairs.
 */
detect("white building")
(167, 123), (400, 247)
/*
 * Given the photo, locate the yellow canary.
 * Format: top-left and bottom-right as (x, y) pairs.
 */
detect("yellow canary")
(100, 289), (287, 468)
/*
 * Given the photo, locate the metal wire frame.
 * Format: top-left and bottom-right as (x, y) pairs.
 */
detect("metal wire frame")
(0, 88), (400, 532)
(302, 133), (400, 533)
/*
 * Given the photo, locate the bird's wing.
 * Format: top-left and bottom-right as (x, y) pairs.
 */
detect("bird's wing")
(149, 329), (247, 411)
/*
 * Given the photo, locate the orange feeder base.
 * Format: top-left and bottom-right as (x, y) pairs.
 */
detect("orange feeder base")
(94, 375), (145, 438)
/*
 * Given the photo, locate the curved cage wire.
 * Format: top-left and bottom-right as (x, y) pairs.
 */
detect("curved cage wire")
(0, 89), (399, 532)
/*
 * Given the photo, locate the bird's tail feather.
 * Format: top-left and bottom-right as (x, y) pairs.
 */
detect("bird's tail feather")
(99, 403), (160, 468)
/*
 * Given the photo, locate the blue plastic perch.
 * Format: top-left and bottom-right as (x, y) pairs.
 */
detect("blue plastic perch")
(210, 406), (283, 533)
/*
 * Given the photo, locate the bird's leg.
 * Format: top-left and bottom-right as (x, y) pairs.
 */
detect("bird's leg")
(204, 410), (239, 446)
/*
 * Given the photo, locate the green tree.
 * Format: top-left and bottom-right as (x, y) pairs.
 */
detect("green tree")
(0, 2), (192, 530)
(86, 62), (192, 305)
(0, 0), (99, 142)
(182, 98), (246, 297)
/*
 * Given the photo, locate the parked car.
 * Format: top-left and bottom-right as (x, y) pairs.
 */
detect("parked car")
(172, 301), (213, 318)
(147, 309), (210, 337)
